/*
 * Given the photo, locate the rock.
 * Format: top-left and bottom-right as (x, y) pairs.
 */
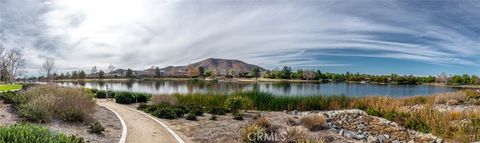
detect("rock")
(435, 138), (443, 143)
(392, 140), (400, 143)
(283, 110), (287, 114)
(377, 135), (386, 143)
(384, 134), (390, 139)
(408, 140), (415, 143)
(447, 99), (459, 105)
(292, 110), (299, 115)
(367, 136), (379, 143)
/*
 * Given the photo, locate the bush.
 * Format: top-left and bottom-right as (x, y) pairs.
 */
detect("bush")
(18, 96), (54, 122)
(0, 91), (25, 105)
(115, 92), (135, 104)
(285, 127), (307, 143)
(0, 123), (84, 143)
(300, 115), (327, 131)
(186, 113), (197, 121)
(135, 93), (151, 103)
(17, 85), (96, 123)
(152, 107), (177, 119)
(186, 104), (204, 116)
(137, 103), (150, 111)
(241, 124), (265, 143)
(224, 96), (252, 114)
(207, 107), (226, 115)
(405, 117), (431, 133)
(96, 90), (107, 98)
(88, 122), (105, 134)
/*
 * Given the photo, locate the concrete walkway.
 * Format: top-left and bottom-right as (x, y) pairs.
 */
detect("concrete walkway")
(98, 100), (182, 143)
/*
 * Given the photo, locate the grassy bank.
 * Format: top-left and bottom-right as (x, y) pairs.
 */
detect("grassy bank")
(133, 90), (480, 142)
(0, 84), (22, 91)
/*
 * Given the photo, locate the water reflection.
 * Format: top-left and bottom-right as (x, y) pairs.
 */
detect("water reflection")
(56, 80), (456, 97)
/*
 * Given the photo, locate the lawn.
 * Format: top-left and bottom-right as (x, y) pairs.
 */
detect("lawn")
(0, 84), (22, 91)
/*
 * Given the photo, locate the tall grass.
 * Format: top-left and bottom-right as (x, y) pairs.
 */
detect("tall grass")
(15, 85), (96, 122)
(148, 90), (480, 142)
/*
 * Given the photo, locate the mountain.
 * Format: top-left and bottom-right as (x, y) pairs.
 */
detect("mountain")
(110, 58), (265, 77)
(160, 58), (265, 76)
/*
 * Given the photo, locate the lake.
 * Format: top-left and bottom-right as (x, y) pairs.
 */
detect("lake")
(55, 80), (457, 97)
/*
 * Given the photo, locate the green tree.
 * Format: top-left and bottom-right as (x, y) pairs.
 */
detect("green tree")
(155, 67), (161, 78)
(79, 70), (86, 79)
(198, 66), (205, 77)
(99, 70), (105, 79)
(126, 69), (133, 78)
(252, 67), (261, 79)
(281, 66), (292, 79)
(205, 70), (212, 77)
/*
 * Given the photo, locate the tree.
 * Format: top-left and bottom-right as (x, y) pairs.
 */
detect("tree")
(3, 50), (25, 82)
(126, 69), (133, 78)
(40, 57), (55, 81)
(107, 64), (115, 73)
(79, 70), (86, 79)
(72, 71), (78, 79)
(91, 66), (97, 77)
(281, 66), (292, 79)
(155, 67), (161, 78)
(198, 66), (205, 78)
(252, 67), (261, 79)
(99, 70), (105, 79)
(205, 70), (212, 77)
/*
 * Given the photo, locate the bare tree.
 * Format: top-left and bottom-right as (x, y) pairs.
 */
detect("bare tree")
(0, 45), (25, 83)
(107, 64), (115, 73)
(5, 51), (25, 82)
(91, 66), (97, 74)
(40, 57), (56, 81)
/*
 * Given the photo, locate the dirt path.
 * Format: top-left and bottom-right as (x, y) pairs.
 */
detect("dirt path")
(98, 100), (182, 143)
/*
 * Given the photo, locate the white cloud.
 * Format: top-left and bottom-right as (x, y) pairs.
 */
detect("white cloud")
(1, 0), (479, 75)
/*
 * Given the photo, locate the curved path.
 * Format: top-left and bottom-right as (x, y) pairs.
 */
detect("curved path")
(98, 100), (184, 143)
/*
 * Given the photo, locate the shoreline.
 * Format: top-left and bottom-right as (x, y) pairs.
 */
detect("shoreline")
(52, 78), (480, 89)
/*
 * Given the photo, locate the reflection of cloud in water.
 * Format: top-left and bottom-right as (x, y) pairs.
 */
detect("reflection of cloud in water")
(56, 80), (456, 97)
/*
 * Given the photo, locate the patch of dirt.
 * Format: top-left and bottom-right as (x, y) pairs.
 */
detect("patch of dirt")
(159, 111), (354, 143)
(47, 106), (122, 143)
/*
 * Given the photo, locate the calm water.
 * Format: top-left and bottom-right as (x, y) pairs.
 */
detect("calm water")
(56, 80), (456, 97)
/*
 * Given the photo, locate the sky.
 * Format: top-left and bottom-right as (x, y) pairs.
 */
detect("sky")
(0, 0), (479, 76)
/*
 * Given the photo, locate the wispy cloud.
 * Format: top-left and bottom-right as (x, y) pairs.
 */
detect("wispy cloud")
(0, 0), (479, 75)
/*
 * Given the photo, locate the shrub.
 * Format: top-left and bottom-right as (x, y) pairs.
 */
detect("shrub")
(0, 123), (84, 143)
(88, 122), (105, 134)
(186, 113), (197, 121)
(434, 92), (466, 105)
(300, 115), (327, 131)
(96, 90), (107, 98)
(366, 108), (382, 117)
(134, 93), (151, 103)
(254, 117), (271, 128)
(224, 96), (252, 114)
(241, 124), (265, 143)
(152, 107), (177, 119)
(115, 92), (135, 104)
(137, 103), (150, 111)
(185, 104), (204, 116)
(206, 107), (226, 115)
(0, 91), (25, 105)
(18, 95), (54, 122)
(17, 85), (96, 123)
(284, 127), (307, 143)
(405, 117), (431, 133)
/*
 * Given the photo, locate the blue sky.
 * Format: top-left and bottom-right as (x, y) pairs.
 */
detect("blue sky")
(0, 0), (479, 76)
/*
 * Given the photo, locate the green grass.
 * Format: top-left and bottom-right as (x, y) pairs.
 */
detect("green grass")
(0, 84), (22, 91)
